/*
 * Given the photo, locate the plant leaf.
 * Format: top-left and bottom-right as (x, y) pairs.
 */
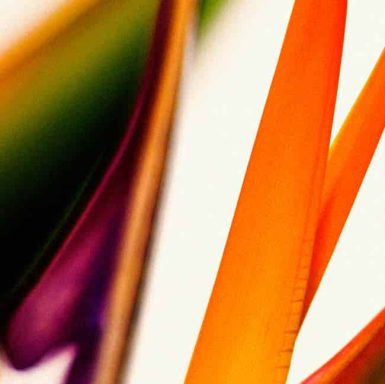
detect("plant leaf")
(304, 51), (385, 312)
(302, 308), (385, 383)
(198, 0), (228, 34)
(303, 49), (385, 315)
(92, 2), (196, 382)
(186, 0), (346, 382)
(4, 1), (194, 383)
(0, 0), (157, 306)
(300, 48), (385, 384)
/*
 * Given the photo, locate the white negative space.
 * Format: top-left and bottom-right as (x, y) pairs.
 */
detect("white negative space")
(125, 0), (385, 383)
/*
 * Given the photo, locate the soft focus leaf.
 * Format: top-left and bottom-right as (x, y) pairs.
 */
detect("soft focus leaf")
(186, 0), (346, 382)
(198, 0), (228, 34)
(4, 1), (194, 383)
(93, 1), (196, 382)
(0, 0), (100, 78)
(0, 0), (157, 307)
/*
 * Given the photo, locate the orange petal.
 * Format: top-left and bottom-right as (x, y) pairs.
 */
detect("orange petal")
(302, 308), (385, 383)
(0, 0), (100, 78)
(186, 1), (346, 383)
(92, 1), (196, 384)
(303, 49), (385, 314)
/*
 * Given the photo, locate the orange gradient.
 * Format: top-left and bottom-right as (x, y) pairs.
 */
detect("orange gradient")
(303, 49), (385, 314)
(186, 0), (347, 382)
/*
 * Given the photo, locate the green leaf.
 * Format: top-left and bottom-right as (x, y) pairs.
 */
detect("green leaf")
(0, 0), (158, 307)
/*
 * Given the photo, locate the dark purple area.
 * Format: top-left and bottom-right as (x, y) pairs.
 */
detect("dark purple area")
(4, 0), (178, 382)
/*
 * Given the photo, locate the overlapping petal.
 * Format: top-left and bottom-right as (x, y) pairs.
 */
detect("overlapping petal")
(0, 1), (383, 383)
(0, 0), (157, 307)
(4, 1), (194, 383)
(303, 49), (385, 314)
(186, 1), (347, 382)
(301, 48), (385, 384)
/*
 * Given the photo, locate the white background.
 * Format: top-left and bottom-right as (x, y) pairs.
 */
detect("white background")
(0, 1), (384, 383)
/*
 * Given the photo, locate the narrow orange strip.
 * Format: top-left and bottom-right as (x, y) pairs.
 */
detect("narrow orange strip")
(302, 308), (385, 384)
(0, 0), (99, 78)
(93, 1), (196, 384)
(303, 49), (385, 314)
(186, 1), (346, 383)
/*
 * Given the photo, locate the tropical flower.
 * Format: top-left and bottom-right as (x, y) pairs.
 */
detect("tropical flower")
(0, 0), (384, 383)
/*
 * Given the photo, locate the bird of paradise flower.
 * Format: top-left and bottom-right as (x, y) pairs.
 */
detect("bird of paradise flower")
(0, 0), (384, 384)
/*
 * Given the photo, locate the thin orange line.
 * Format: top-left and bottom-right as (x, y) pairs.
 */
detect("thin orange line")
(92, 2), (196, 384)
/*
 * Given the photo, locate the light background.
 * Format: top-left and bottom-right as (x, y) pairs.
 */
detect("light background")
(0, 1), (384, 383)
(0, 0), (67, 55)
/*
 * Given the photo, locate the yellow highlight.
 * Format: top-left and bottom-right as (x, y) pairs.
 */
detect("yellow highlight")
(0, 0), (99, 78)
